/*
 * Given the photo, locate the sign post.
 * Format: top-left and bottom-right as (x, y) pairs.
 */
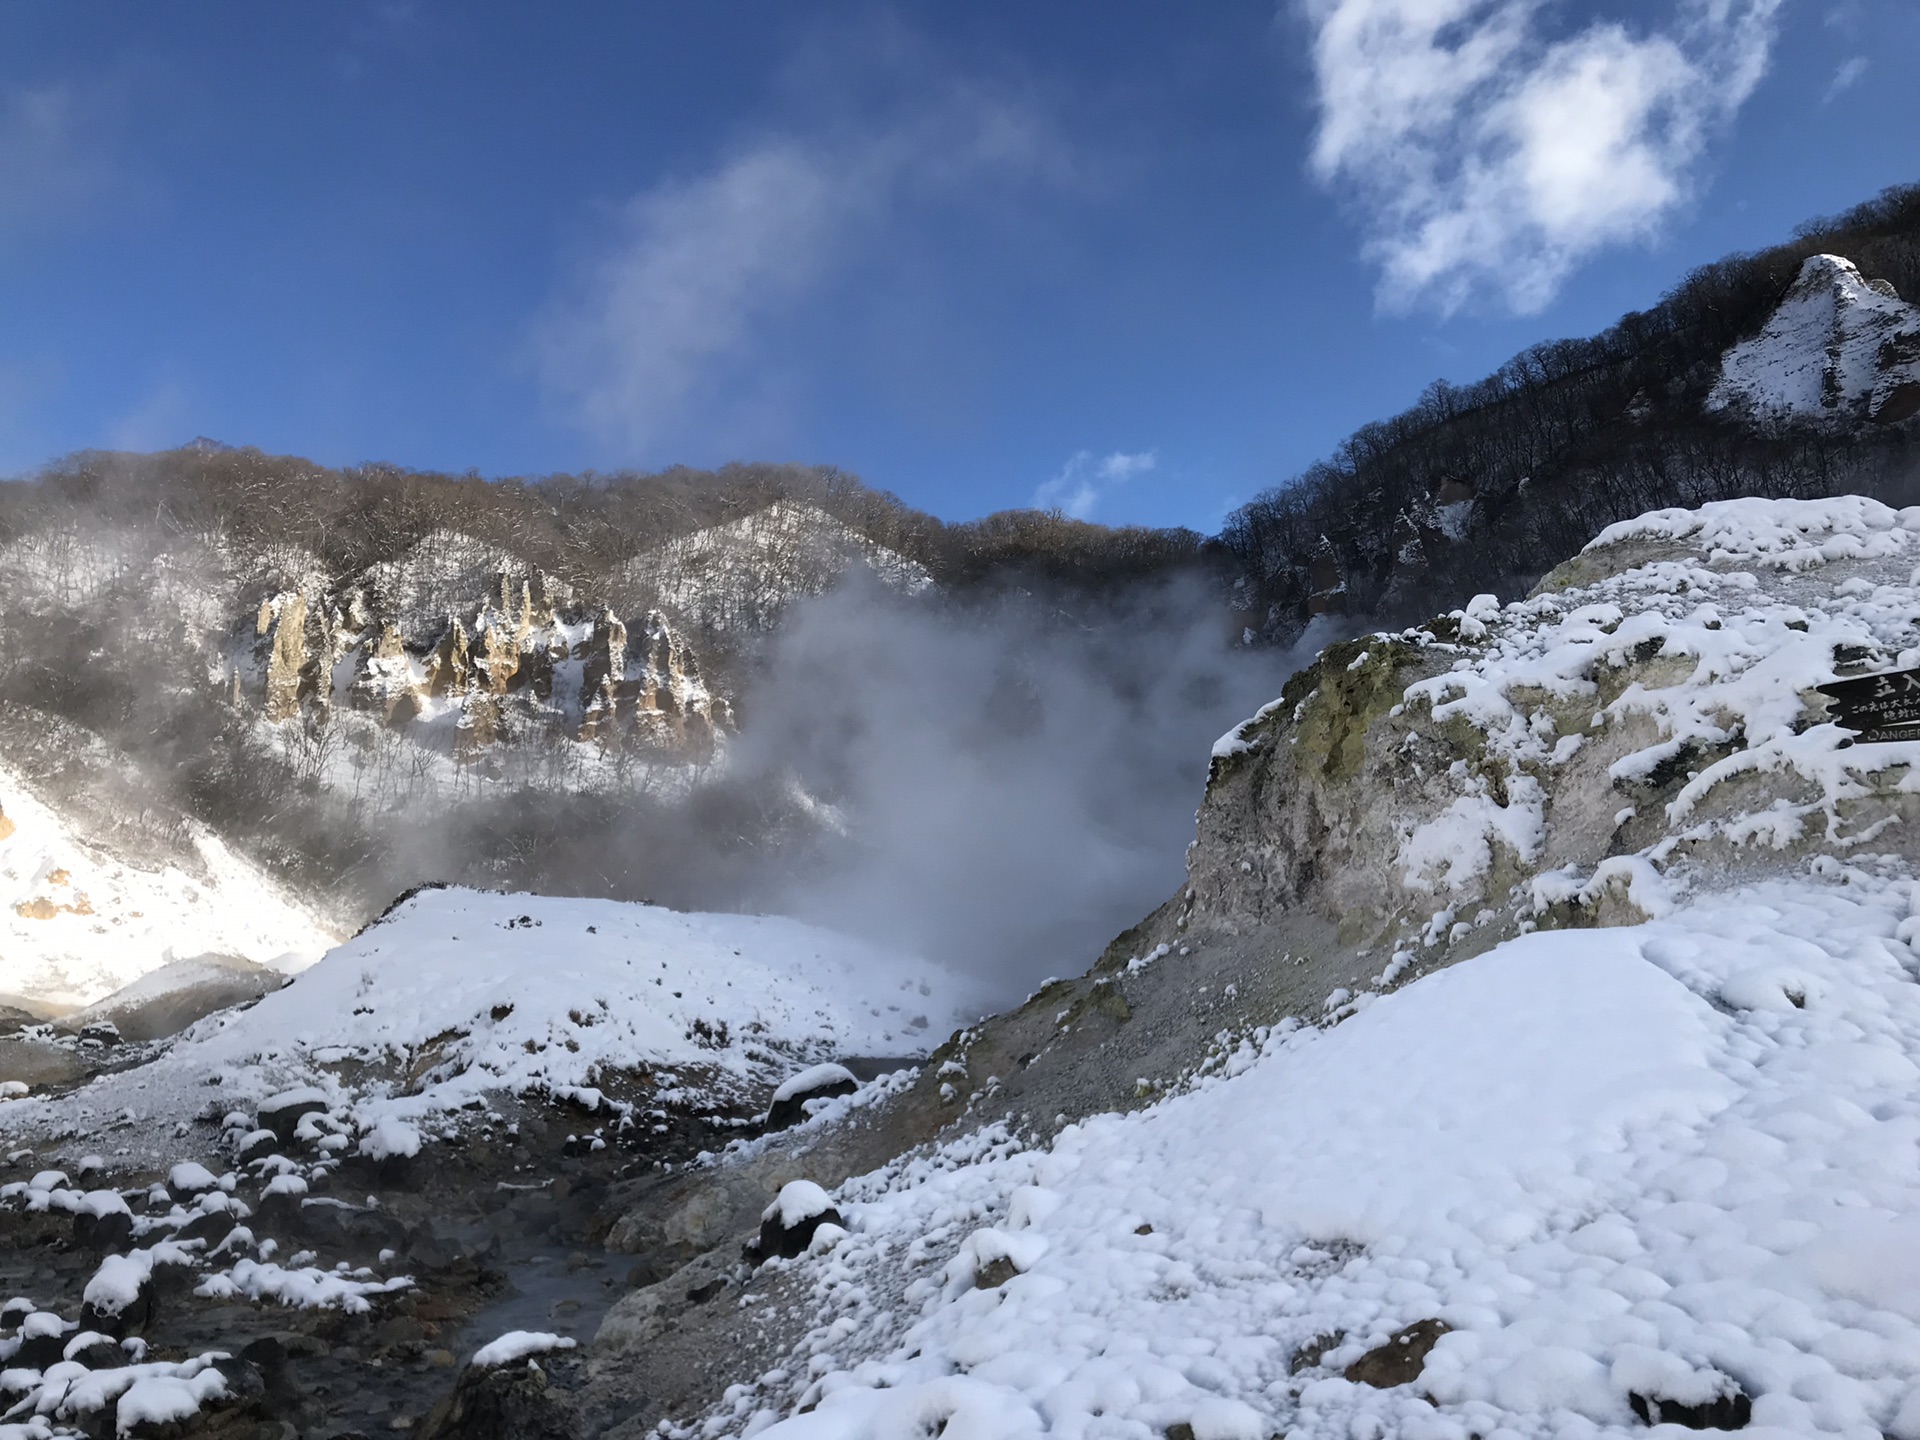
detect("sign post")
(1816, 667), (1920, 743)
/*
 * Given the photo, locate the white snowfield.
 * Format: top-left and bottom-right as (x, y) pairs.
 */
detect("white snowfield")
(10, 887), (988, 1146)
(1707, 254), (1920, 423)
(0, 763), (336, 1011)
(692, 497), (1920, 1440)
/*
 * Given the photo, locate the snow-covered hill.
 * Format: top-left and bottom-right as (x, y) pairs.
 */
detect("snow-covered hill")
(1708, 254), (1920, 425)
(0, 763), (335, 1012)
(8, 886), (990, 1148)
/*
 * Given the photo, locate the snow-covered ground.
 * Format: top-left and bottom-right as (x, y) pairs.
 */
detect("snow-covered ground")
(714, 867), (1920, 1440)
(0, 764), (337, 1011)
(5, 887), (991, 1156)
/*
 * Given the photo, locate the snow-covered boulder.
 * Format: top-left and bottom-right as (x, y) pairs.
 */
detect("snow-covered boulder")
(763, 1062), (859, 1131)
(1708, 254), (1920, 425)
(752, 1180), (843, 1262)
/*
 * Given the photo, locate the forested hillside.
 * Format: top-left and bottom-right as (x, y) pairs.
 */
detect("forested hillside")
(1221, 184), (1920, 639)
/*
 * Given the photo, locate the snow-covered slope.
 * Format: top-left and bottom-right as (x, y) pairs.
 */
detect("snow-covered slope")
(17, 887), (990, 1145)
(729, 872), (1920, 1440)
(0, 764), (336, 1011)
(1707, 254), (1920, 425)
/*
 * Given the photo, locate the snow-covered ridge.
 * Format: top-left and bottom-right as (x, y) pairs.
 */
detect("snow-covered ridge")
(618, 502), (933, 635)
(1707, 254), (1920, 425)
(0, 762), (335, 1011)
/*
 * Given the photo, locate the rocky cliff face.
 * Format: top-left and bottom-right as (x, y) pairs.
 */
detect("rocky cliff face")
(1709, 253), (1920, 425)
(615, 501), (932, 635)
(241, 538), (729, 763)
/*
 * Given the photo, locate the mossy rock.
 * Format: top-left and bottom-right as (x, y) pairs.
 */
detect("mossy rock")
(1530, 537), (1695, 595)
(1288, 637), (1429, 785)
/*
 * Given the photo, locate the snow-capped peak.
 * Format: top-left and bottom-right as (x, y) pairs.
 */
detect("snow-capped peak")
(1707, 253), (1920, 425)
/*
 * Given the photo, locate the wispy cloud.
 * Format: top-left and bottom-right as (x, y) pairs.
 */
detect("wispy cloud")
(535, 78), (1073, 457)
(0, 81), (123, 241)
(1033, 449), (1157, 521)
(1823, 55), (1867, 103)
(1298, 0), (1785, 315)
(106, 373), (194, 453)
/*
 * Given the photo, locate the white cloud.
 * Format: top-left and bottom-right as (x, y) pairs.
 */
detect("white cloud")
(1823, 55), (1867, 102)
(1299, 0), (1785, 314)
(536, 84), (1072, 456)
(1033, 449), (1157, 521)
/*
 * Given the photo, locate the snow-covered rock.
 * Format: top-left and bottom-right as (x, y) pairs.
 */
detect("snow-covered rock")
(1707, 254), (1920, 425)
(471, 1329), (577, 1368)
(1193, 495), (1920, 958)
(764, 1062), (860, 1131)
(755, 1180), (844, 1261)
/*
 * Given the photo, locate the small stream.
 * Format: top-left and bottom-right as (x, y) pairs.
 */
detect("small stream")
(451, 1241), (627, 1355)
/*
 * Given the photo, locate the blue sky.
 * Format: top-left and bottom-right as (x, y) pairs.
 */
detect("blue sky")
(0, 2), (1912, 531)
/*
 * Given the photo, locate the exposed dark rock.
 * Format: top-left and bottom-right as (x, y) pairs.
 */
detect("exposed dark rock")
(1343, 1319), (1450, 1388)
(973, 1255), (1020, 1289)
(285, 1196), (409, 1256)
(73, 1207), (135, 1250)
(14, 1328), (68, 1370)
(257, 1093), (328, 1145)
(1290, 1330), (1346, 1373)
(235, 1130), (279, 1164)
(1629, 1381), (1753, 1430)
(176, 1208), (238, 1247)
(417, 1355), (580, 1440)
